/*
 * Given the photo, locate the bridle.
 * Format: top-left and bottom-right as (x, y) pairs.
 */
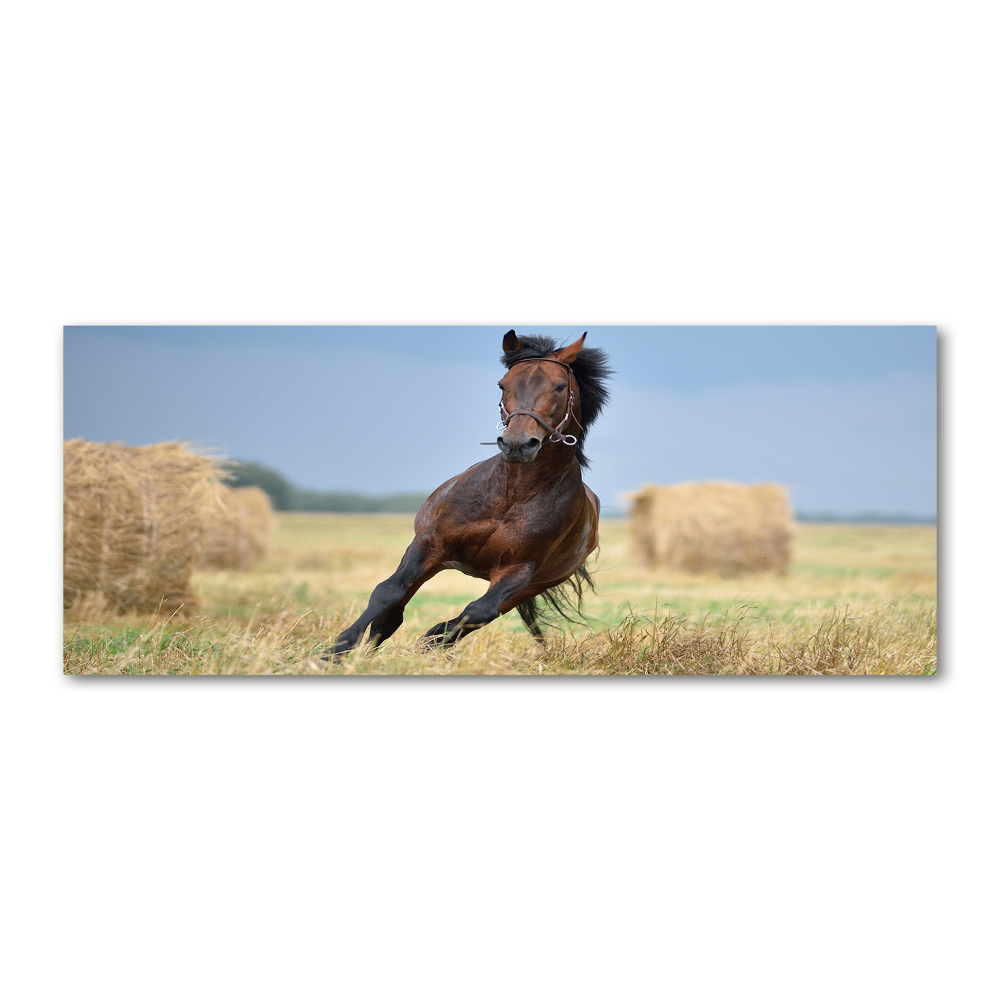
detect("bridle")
(481, 358), (581, 448)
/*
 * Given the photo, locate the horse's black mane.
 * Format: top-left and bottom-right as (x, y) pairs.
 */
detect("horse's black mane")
(500, 332), (613, 470)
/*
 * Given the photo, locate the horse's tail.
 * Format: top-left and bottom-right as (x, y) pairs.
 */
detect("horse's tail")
(516, 563), (595, 641)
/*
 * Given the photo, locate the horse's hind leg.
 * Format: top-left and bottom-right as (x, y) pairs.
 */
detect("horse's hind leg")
(421, 565), (536, 649)
(516, 600), (546, 645)
(323, 536), (440, 660)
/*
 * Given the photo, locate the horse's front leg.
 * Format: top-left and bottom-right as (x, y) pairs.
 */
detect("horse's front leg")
(421, 564), (537, 648)
(323, 535), (442, 661)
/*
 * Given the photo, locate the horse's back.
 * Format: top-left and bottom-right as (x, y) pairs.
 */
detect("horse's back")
(572, 481), (601, 566)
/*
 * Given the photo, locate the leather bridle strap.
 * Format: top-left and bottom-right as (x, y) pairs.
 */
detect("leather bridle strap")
(502, 406), (575, 442)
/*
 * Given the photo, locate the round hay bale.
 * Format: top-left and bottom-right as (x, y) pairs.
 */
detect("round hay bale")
(63, 439), (223, 614)
(629, 481), (794, 576)
(198, 485), (273, 570)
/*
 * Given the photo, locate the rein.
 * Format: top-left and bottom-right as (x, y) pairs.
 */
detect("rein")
(481, 358), (581, 448)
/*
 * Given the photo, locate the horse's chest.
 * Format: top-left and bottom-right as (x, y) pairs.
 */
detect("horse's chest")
(442, 525), (533, 578)
(441, 560), (490, 581)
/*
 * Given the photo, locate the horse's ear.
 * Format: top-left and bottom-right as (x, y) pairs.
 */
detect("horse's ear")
(553, 332), (587, 365)
(503, 330), (521, 353)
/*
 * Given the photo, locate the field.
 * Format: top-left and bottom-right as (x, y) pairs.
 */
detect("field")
(63, 513), (937, 676)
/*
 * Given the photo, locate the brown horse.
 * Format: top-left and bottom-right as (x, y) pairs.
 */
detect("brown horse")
(324, 330), (612, 658)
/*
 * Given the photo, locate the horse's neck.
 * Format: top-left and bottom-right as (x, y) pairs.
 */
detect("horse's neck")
(494, 449), (581, 500)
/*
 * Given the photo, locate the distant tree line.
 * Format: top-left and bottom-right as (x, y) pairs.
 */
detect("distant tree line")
(222, 461), (935, 523)
(222, 460), (429, 513)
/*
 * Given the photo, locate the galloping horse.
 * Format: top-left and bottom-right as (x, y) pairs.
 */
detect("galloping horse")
(325, 330), (612, 658)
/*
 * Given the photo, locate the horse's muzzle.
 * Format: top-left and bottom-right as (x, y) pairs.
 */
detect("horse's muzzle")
(498, 435), (542, 463)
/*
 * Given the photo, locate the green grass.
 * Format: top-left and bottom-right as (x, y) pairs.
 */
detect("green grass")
(64, 514), (937, 675)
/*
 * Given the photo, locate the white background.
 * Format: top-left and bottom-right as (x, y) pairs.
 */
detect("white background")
(3, 2), (997, 998)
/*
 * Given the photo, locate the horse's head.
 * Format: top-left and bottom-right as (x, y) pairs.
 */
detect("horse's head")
(496, 331), (586, 464)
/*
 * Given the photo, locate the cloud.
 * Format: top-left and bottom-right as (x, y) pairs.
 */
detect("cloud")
(64, 330), (937, 515)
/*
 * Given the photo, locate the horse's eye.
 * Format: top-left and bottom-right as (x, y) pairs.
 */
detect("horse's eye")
(556, 383), (567, 392)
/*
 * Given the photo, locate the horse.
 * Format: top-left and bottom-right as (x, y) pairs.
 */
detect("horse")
(324, 330), (612, 659)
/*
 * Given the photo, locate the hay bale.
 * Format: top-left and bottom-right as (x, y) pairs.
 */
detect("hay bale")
(629, 481), (794, 576)
(198, 486), (273, 569)
(63, 439), (223, 614)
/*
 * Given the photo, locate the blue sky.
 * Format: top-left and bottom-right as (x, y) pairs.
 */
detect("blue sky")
(63, 326), (937, 516)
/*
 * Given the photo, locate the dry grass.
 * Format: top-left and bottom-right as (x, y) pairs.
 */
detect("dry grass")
(630, 481), (794, 576)
(63, 440), (223, 614)
(198, 486), (272, 570)
(64, 513), (937, 676)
